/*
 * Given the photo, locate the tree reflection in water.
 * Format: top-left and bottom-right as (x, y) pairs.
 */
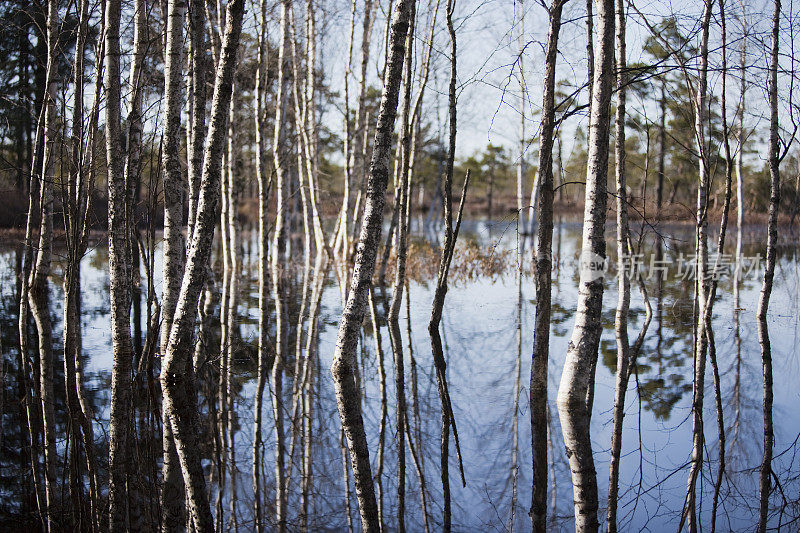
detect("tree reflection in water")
(0, 220), (797, 530)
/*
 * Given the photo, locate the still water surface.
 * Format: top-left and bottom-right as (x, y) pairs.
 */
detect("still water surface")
(1, 218), (798, 531)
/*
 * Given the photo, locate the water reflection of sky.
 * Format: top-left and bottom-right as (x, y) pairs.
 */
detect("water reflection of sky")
(1, 218), (798, 531)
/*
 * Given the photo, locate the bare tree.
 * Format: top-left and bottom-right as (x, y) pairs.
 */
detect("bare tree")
(271, 0), (293, 529)
(348, 0), (377, 248)
(253, 0), (270, 530)
(187, 0), (207, 239)
(427, 1), (468, 529)
(682, 3), (713, 530)
(606, 0), (631, 528)
(159, 0), (246, 529)
(735, 3), (747, 261)
(223, 85), (240, 531)
(385, 7), (416, 529)
(530, 1), (567, 531)
(26, 1), (60, 528)
(330, 0), (415, 529)
(556, 0), (614, 529)
(104, 0), (136, 528)
(757, 0), (781, 529)
(161, 0), (188, 359)
(709, 1), (735, 528)
(62, 0), (102, 526)
(160, 0), (188, 528)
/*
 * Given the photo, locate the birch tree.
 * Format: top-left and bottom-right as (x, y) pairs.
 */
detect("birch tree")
(188, 0), (207, 239)
(23, 1), (60, 529)
(159, 0), (246, 528)
(530, 1), (566, 531)
(104, 0), (136, 528)
(682, 3), (713, 530)
(161, 0), (188, 357)
(271, 0), (292, 528)
(555, 0), (614, 528)
(253, 1), (270, 530)
(62, 0), (100, 526)
(330, 0), (415, 529)
(349, 0), (377, 241)
(757, 0), (781, 529)
(385, 8), (415, 529)
(516, 0), (526, 231)
(160, 0), (189, 527)
(606, 0), (634, 527)
(425, 2), (468, 530)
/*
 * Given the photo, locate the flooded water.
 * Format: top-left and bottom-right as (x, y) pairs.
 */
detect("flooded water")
(1, 217), (799, 531)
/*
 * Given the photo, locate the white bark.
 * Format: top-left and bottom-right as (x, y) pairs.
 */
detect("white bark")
(348, 0), (377, 242)
(555, 0), (614, 529)
(271, 1), (292, 529)
(223, 86), (239, 531)
(757, 1), (780, 529)
(330, 1), (415, 530)
(253, 1), (270, 530)
(159, 0), (246, 529)
(188, 0), (207, 240)
(104, 0), (136, 528)
(386, 10), (415, 530)
(161, 0), (188, 354)
(682, 3), (712, 530)
(160, 1), (188, 528)
(606, 0), (630, 527)
(29, 2), (58, 517)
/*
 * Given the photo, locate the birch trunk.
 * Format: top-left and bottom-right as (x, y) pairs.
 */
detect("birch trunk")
(18, 110), (45, 530)
(217, 117), (231, 531)
(735, 11), (747, 253)
(64, 0), (100, 525)
(161, 0), (188, 352)
(585, 0), (594, 118)
(330, 0), (415, 529)
(511, 272), (523, 532)
(224, 87), (240, 531)
(159, 0), (246, 530)
(555, 0), (614, 528)
(25, 1), (59, 530)
(104, 0), (136, 528)
(710, 3), (734, 528)
(349, 0), (377, 241)
(683, 3), (712, 530)
(125, 5), (148, 525)
(530, 2), (565, 531)
(125, 0), (147, 249)
(160, 0), (188, 528)
(369, 288), (389, 529)
(188, 0), (207, 239)
(303, 0), (324, 252)
(271, 2), (293, 530)
(253, 0), (270, 530)
(427, 3), (468, 528)
(336, 0), (358, 276)
(606, 0), (629, 527)
(757, 1), (780, 529)
(386, 10), (416, 529)
(656, 82), (666, 211)
(80, 24), (107, 529)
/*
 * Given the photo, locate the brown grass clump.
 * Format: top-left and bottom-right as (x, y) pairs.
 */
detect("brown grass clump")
(383, 240), (516, 284)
